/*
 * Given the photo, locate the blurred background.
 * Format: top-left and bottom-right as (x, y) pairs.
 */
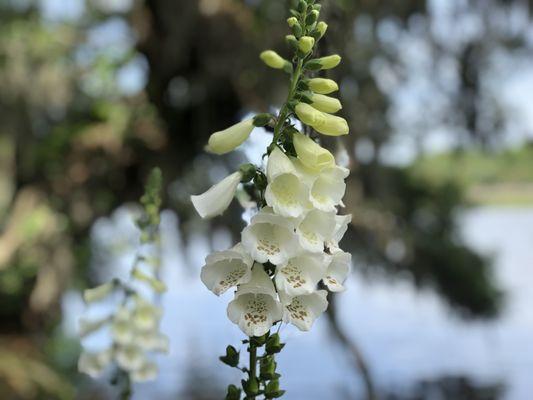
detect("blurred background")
(1, 0), (533, 398)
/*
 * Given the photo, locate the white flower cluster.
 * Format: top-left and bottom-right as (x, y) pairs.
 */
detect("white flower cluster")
(192, 140), (351, 337)
(79, 286), (169, 382)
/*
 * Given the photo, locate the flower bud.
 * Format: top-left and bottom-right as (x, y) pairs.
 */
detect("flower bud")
(260, 50), (287, 69)
(285, 34), (298, 49)
(310, 93), (342, 113)
(311, 54), (341, 70)
(293, 132), (335, 171)
(191, 171), (243, 219)
(298, 36), (315, 54)
(316, 21), (328, 37)
(287, 17), (298, 27)
(314, 113), (349, 136)
(205, 119), (254, 155)
(305, 9), (319, 25)
(83, 281), (115, 303)
(295, 102), (326, 127)
(308, 78), (338, 94)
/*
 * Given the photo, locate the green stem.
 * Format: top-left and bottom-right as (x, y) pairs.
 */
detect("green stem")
(249, 340), (258, 399)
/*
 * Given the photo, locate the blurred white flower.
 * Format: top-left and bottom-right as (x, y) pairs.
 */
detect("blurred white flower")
(78, 349), (113, 378)
(131, 361), (158, 382)
(310, 166), (349, 212)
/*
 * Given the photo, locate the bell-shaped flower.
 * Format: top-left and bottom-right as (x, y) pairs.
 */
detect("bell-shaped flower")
(280, 290), (328, 331)
(316, 21), (328, 38)
(328, 214), (352, 248)
(260, 50), (289, 69)
(241, 207), (299, 265)
(275, 253), (325, 297)
(308, 78), (338, 94)
(227, 266), (283, 337)
(293, 132), (334, 172)
(78, 349), (112, 378)
(323, 249), (351, 292)
(265, 147), (310, 218)
(310, 93), (342, 114)
(136, 330), (170, 353)
(310, 166), (349, 212)
(115, 344), (146, 371)
(131, 361), (158, 382)
(201, 243), (254, 295)
(191, 171), (242, 219)
(112, 317), (135, 345)
(296, 209), (336, 253)
(205, 119), (255, 155)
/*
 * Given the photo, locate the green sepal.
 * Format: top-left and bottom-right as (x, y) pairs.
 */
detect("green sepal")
(225, 384), (242, 400)
(253, 171), (268, 192)
(260, 356), (277, 380)
(312, 4), (321, 11)
(297, 79), (310, 91)
(264, 380), (285, 399)
(305, 10), (318, 26)
(242, 378), (260, 396)
(266, 333), (285, 355)
(283, 61), (294, 74)
(291, 23), (303, 37)
(253, 113), (273, 127)
(251, 332), (269, 347)
(219, 345), (240, 368)
(296, 91), (314, 104)
(304, 59), (322, 70)
(289, 9), (300, 18)
(285, 35), (299, 50)
(297, 0), (307, 12)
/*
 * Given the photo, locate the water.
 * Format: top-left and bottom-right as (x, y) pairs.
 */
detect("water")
(73, 207), (533, 399)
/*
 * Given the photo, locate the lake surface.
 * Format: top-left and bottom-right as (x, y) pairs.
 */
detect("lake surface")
(71, 207), (533, 399)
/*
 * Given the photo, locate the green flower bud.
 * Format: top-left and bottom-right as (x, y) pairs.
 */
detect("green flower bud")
(266, 333), (285, 354)
(298, 36), (315, 54)
(242, 377), (259, 396)
(306, 9), (319, 25)
(310, 93), (342, 114)
(292, 23), (303, 37)
(285, 34), (299, 50)
(225, 384), (241, 400)
(316, 21), (328, 37)
(308, 77), (338, 94)
(260, 50), (288, 69)
(297, 0), (307, 13)
(287, 17), (298, 27)
(316, 54), (342, 69)
(260, 356), (277, 380)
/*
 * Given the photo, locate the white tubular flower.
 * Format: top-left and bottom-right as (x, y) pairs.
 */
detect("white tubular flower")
(227, 267), (283, 337)
(242, 207), (299, 265)
(313, 113), (349, 136)
(205, 119), (255, 155)
(324, 250), (351, 292)
(201, 243), (253, 296)
(111, 317), (135, 345)
(310, 166), (349, 212)
(115, 344), (146, 371)
(191, 171), (242, 219)
(275, 253), (325, 297)
(131, 361), (158, 382)
(292, 132), (335, 172)
(296, 209), (336, 253)
(329, 214), (352, 248)
(265, 147), (310, 218)
(281, 290), (328, 331)
(78, 350), (112, 378)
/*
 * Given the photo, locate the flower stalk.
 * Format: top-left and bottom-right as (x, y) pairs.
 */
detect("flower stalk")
(192, 1), (351, 399)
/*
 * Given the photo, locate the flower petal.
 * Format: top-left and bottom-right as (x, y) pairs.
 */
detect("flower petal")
(191, 171), (242, 219)
(275, 254), (326, 297)
(324, 250), (351, 292)
(281, 290), (328, 331)
(205, 119), (254, 155)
